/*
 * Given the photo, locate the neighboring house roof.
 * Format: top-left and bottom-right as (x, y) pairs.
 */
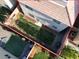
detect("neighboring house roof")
(67, 0), (79, 27)
(18, 0), (79, 27)
(74, 0), (79, 23)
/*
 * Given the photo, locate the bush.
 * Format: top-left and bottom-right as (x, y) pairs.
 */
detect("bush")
(33, 51), (51, 59)
(61, 46), (79, 59)
(0, 6), (11, 22)
(0, 14), (6, 22)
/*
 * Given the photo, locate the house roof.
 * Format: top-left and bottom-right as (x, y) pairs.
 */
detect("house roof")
(18, 0), (79, 26)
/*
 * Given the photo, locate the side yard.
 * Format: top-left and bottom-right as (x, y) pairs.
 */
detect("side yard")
(16, 14), (55, 45)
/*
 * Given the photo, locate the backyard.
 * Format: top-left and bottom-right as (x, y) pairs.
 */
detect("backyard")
(15, 15), (55, 45)
(33, 51), (52, 59)
(0, 6), (11, 22)
(60, 46), (79, 59)
(4, 34), (27, 57)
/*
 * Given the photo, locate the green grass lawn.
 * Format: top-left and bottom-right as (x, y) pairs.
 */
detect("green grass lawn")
(33, 51), (52, 59)
(61, 46), (79, 59)
(5, 35), (27, 57)
(16, 15), (55, 45)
